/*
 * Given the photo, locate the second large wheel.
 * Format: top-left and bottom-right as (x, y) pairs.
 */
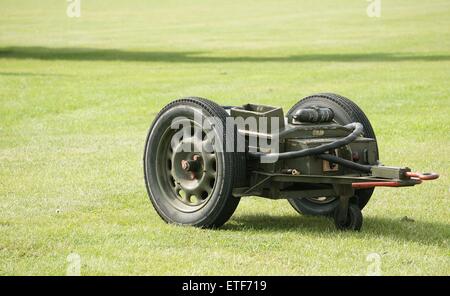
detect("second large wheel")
(287, 93), (379, 216)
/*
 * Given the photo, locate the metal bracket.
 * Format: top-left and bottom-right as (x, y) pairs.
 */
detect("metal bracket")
(334, 184), (354, 225)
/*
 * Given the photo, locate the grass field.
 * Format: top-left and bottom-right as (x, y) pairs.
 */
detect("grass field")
(0, 0), (449, 275)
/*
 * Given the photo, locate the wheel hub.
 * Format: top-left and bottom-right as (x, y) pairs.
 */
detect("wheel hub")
(167, 127), (218, 207)
(181, 155), (202, 176)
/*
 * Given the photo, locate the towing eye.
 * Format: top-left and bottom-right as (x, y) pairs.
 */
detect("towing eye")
(352, 172), (439, 188)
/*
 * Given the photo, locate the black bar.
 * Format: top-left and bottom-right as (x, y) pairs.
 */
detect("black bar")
(0, 276), (445, 294)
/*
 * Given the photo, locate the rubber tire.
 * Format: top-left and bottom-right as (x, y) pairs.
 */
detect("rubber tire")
(143, 97), (246, 228)
(287, 93), (378, 216)
(334, 203), (363, 231)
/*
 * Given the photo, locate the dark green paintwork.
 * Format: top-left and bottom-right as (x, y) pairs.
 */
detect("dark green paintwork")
(229, 104), (413, 200)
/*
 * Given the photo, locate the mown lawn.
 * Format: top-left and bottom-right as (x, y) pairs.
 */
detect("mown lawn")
(0, 0), (449, 275)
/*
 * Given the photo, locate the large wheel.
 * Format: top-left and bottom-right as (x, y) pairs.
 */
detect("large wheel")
(287, 93), (378, 216)
(144, 97), (245, 228)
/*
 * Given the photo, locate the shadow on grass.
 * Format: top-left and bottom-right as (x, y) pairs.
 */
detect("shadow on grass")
(1, 46), (449, 63)
(0, 72), (71, 77)
(223, 214), (448, 247)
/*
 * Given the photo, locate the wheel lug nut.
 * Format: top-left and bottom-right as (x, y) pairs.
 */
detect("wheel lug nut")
(181, 160), (190, 171)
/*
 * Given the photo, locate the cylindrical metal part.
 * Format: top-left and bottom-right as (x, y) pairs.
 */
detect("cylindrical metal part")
(293, 107), (334, 123)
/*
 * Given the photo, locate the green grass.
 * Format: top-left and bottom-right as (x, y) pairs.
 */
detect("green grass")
(0, 0), (449, 275)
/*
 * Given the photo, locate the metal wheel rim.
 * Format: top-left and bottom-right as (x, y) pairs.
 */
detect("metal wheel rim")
(155, 117), (220, 212)
(305, 196), (337, 204)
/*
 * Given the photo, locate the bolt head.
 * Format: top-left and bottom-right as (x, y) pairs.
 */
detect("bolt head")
(181, 160), (189, 171)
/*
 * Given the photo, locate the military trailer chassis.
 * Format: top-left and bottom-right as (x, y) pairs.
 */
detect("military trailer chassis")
(144, 93), (438, 231)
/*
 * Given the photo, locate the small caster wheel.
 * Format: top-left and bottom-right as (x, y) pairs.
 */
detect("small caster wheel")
(333, 203), (363, 231)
